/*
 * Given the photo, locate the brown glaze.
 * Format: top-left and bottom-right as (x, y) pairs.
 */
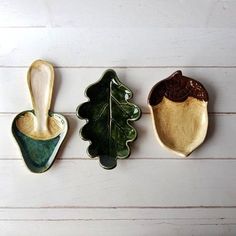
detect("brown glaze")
(148, 71), (209, 106)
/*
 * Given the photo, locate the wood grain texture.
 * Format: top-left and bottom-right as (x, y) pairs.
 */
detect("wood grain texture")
(0, 159), (236, 207)
(1, 114), (236, 159)
(1, 0), (236, 235)
(0, 28), (236, 67)
(0, 67), (235, 113)
(1, 0), (236, 28)
(1, 220), (236, 236)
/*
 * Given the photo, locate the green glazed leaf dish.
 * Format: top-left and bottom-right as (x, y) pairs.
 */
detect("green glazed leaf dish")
(12, 60), (68, 173)
(77, 69), (141, 169)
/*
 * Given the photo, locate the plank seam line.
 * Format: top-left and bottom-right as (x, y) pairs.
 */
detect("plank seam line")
(0, 112), (236, 115)
(0, 218), (230, 221)
(0, 158), (236, 161)
(0, 219), (234, 223)
(1, 206), (236, 209)
(1, 65), (236, 69)
(0, 26), (46, 29)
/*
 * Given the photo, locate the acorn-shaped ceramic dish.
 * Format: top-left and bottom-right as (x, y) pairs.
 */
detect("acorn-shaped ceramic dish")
(12, 60), (68, 173)
(77, 69), (141, 169)
(148, 71), (208, 157)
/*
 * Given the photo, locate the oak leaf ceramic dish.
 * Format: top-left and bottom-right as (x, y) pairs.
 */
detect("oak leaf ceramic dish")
(12, 60), (68, 173)
(77, 69), (141, 169)
(148, 70), (208, 157)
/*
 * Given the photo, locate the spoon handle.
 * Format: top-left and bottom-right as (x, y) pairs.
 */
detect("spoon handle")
(27, 60), (54, 134)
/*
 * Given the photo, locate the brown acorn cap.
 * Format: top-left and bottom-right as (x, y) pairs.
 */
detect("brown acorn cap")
(148, 70), (209, 106)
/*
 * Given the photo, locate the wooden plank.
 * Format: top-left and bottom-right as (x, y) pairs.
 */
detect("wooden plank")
(0, 219), (235, 236)
(0, 28), (236, 67)
(1, 114), (236, 159)
(1, 1), (236, 235)
(1, 0), (236, 28)
(0, 159), (236, 207)
(0, 67), (235, 113)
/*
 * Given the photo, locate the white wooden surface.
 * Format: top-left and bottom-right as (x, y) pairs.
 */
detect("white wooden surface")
(1, 0), (236, 235)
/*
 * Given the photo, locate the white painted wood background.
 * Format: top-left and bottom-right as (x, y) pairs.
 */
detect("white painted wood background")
(0, 0), (236, 235)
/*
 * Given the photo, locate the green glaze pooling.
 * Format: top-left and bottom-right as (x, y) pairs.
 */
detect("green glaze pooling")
(77, 69), (141, 169)
(12, 111), (68, 173)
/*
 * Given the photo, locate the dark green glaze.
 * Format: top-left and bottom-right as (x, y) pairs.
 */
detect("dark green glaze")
(12, 110), (68, 173)
(77, 69), (141, 169)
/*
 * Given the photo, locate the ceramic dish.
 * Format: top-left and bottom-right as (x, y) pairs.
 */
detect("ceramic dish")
(77, 69), (141, 169)
(148, 70), (208, 157)
(12, 60), (68, 173)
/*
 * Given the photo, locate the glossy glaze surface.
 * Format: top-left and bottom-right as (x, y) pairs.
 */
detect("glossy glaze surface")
(77, 69), (141, 169)
(12, 60), (68, 173)
(149, 70), (208, 105)
(148, 71), (208, 157)
(12, 111), (68, 173)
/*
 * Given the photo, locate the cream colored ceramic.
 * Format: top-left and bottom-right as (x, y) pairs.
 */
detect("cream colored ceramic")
(16, 60), (62, 140)
(148, 71), (209, 157)
(12, 59), (68, 173)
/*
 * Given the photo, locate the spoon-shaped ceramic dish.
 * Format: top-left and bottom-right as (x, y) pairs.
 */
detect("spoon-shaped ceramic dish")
(12, 60), (68, 173)
(77, 69), (141, 169)
(148, 70), (208, 157)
